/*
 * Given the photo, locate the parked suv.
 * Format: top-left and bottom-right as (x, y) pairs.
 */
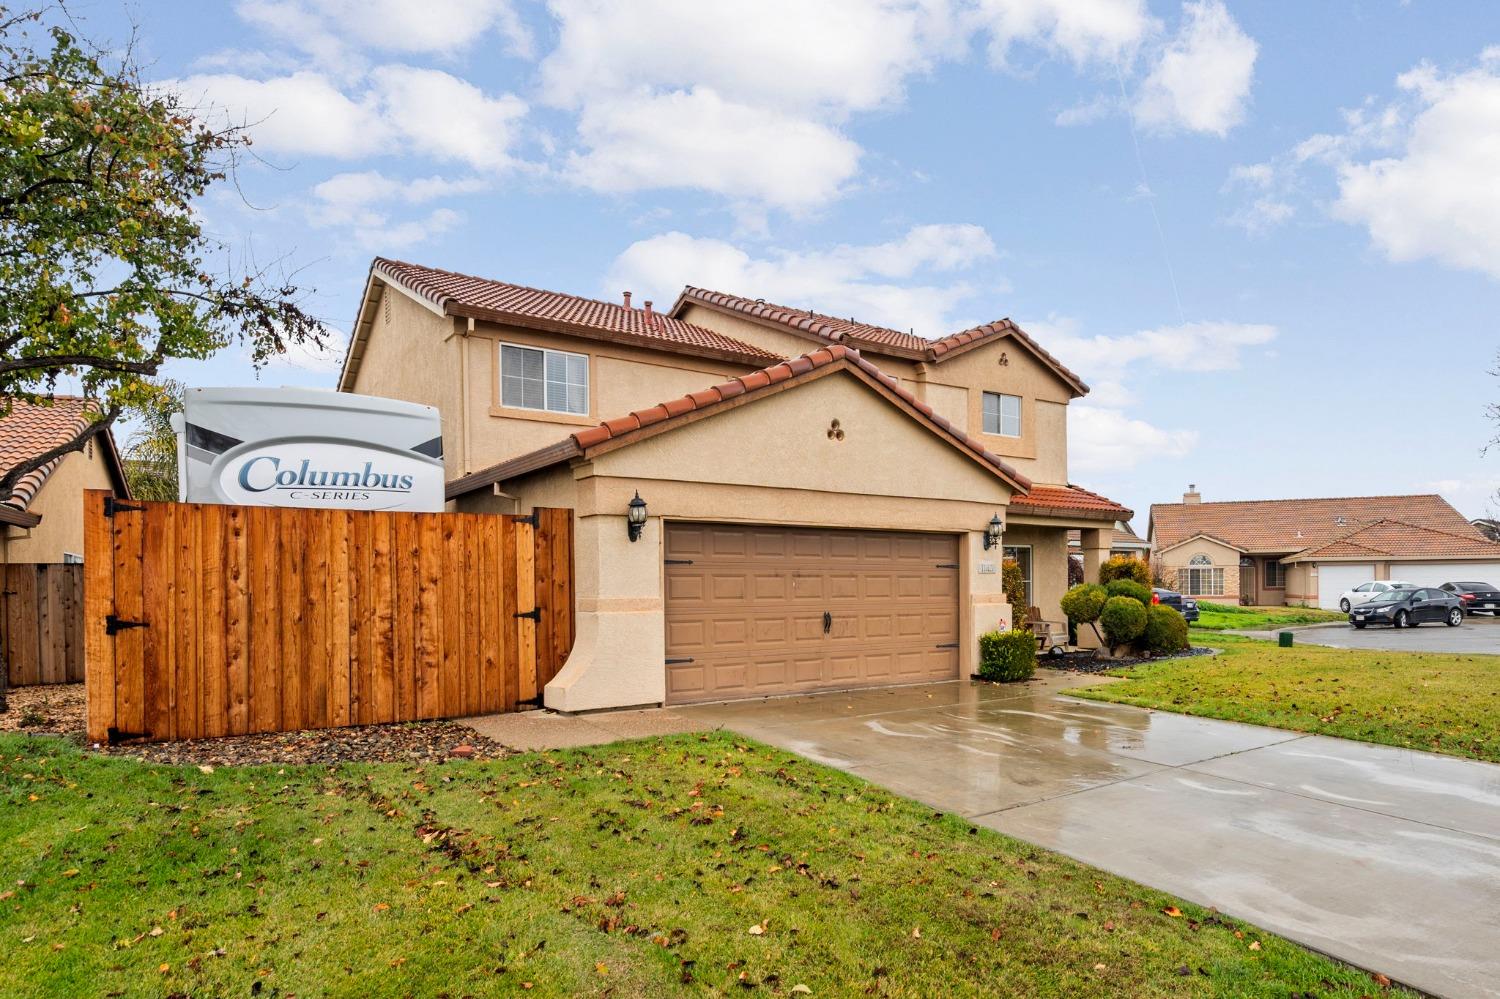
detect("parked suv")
(1338, 580), (1415, 613)
(1151, 587), (1199, 623)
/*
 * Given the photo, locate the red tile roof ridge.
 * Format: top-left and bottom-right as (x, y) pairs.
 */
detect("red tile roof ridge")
(1152, 492), (1452, 509)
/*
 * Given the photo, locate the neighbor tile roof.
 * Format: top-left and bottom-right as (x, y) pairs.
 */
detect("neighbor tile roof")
(1, 397), (96, 511)
(449, 345), (1036, 499)
(1287, 520), (1500, 562)
(374, 259), (781, 365)
(1011, 484), (1131, 521)
(1150, 494), (1485, 554)
(673, 287), (1088, 394)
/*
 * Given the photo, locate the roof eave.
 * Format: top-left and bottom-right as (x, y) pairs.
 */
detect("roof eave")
(0, 505), (42, 528)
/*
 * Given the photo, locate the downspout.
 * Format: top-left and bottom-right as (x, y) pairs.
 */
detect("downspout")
(458, 317), (475, 476)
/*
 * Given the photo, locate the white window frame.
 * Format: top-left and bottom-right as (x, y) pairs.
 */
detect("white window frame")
(982, 391), (1022, 437)
(1003, 544), (1033, 609)
(1181, 554), (1224, 596)
(498, 342), (590, 416)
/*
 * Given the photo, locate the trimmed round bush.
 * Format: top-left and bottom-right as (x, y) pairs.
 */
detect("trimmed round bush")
(978, 628), (1037, 682)
(1105, 578), (1152, 606)
(1060, 583), (1107, 623)
(1099, 595), (1148, 650)
(1143, 604), (1189, 654)
(1099, 554), (1150, 588)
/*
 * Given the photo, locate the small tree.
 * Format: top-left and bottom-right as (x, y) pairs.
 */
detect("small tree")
(1105, 578), (1152, 605)
(1060, 582), (1107, 646)
(1099, 596), (1148, 653)
(1099, 554), (1150, 587)
(0, 10), (324, 502)
(120, 379), (184, 501)
(1001, 557), (1027, 617)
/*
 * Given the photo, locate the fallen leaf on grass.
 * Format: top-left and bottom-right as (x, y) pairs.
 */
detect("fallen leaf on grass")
(372, 903), (389, 912)
(747, 920), (767, 936)
(1162, 906), (1182, 918)
(1248, 941), (1261, 951)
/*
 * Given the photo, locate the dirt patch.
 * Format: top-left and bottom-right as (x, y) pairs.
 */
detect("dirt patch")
(1, 682), (511, 766)
(1041, 647), (1219, 674)
(0, 683), (85, 735)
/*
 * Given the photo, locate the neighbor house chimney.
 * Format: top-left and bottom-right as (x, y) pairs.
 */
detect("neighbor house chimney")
(622, 291), (632, 309)
(1183, 484), (1201, 505)
(643, 300), (655, 326)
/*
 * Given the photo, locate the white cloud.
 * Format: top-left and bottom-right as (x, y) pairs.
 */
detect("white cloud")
(970, 0), (1153, 67)
(1039, 319), (1277, 373)
(1226, 197), (1295, 235)
(166, 68), (526, 170)
(263, 325), (352, 374)
(1134, 1), (1256, 136)
(540, 0), (955, 114)
(1069, 405), (1198, 474)
(566, 89), (862, 212)
(606, 225), (1002, 337)
(308, 172), (481, 249)
(238, 0), (532, 62)
(1326, 50), (1500, 280)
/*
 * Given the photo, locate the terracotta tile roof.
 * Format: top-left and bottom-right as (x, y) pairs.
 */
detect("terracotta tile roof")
(1011, 484), (1132, 521)
(1, 396), (96, 511)
(1286, 519), (1500, 562)
(448, 346), (1035, 499)
(672, 287), (1088, 394)
(372, 259), (781, 366)
(1150, 494), (1486, 554)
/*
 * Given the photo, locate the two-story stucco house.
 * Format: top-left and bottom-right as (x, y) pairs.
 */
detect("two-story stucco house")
(339, 258), (1129, 711)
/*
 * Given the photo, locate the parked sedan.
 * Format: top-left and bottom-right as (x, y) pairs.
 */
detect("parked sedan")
(1439, 581), (1500, 615)
(1349, 587), (1464, 629)
(1151, 587), (1199, 623)
(1337, 579), (1416, 613)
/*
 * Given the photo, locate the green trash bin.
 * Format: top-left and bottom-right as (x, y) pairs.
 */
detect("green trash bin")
(1278, 631), (1294, 648)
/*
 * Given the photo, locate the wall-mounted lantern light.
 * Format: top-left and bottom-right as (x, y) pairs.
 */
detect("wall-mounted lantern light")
(983, 513), (1003, 550)
(627, 491), (648, 542)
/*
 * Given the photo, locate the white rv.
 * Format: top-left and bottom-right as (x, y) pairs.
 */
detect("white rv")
(175, 387), (444, 512)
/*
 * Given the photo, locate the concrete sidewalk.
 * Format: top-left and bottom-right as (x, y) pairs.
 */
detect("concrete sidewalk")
(676, 674), (1500, 999)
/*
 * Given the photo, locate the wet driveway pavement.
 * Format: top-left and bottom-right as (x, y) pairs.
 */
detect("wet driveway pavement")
(675, 672), (1500, 999)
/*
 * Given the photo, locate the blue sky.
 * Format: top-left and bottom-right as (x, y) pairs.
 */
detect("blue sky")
(77, 0), (1500, 522)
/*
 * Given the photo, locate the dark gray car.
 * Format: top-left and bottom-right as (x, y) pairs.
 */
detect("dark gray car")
(1349, 587), (1464, 629)
(1152, 587), (1199, 623)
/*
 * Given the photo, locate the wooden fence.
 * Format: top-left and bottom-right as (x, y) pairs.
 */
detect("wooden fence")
(2, 563), (84, 686)
(83, 492), (574, 743)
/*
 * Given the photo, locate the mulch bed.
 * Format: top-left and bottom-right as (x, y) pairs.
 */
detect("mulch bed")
(1042, 646), (1218, 674)
(1, 682), (511, 766)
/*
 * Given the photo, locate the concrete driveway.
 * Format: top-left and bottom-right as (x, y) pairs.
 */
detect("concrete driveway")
(1235, 613), (1500, 654)
(675, 673), (1500, 999)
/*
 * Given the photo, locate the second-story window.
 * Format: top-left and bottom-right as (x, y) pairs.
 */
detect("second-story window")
(500, 343), (589, 415)
(982, 391), (1021, 437)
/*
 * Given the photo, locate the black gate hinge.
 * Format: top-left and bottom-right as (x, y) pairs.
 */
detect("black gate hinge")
(513, 608), (541, 622)
(665, 657), (695, 665)
(105, 614), (149, 635)
(515, 511), (539, 528)
(104, 497), (145, 518)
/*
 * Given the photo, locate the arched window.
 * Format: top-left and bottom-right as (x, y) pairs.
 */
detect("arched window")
(1182, 553), (1224, 595)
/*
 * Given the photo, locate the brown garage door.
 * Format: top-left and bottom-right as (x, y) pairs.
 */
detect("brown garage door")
(664, 523), (959, 704)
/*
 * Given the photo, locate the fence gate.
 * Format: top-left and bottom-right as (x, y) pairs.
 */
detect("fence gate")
(84, 491), (574, 743)
(2, 563), (84, 686)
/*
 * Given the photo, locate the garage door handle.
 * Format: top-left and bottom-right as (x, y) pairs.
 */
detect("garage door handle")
(665, 657), (694, 665)
(823, 611), (832, 634)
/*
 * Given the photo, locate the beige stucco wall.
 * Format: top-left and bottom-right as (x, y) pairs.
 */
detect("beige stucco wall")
(1, 445), (115, 564)
(458, 369), (1023, 711)
(1156, 536), (1243, 602)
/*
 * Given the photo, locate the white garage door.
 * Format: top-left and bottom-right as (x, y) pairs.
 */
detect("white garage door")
(1316, 563), (1375, 610)
(1391, 563), (1500, 588)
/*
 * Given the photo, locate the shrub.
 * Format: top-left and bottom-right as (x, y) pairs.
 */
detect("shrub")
(1099, 554), (1150, 587)
(1060, 583), (1107, 623)
(978, 629), (1037, 682)
(1001, 558), (1028, 615)
(1099, 596), (1148, 651)
(1142, 605), (1189, 654)
(1105, 578), (1152, 606)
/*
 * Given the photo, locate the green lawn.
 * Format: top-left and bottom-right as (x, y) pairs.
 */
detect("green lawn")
(1075, 635), (1500, 763)
(0, 731), (1401, 998)
(1191, 601), (1347, 631)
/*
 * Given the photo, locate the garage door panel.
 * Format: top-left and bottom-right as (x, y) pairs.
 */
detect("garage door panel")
(1316, 563), (1374, 610)
(1392, 562), (1500, 588)
(665, 523), (960, 703)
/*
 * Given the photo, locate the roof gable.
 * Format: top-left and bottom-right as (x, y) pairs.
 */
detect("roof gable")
(1, 397), (127, 517)
(341, 259), (782, 390)
(1285, 519), (1500, 562)
(671, 287), (1088, 396)
(448, 345), (1034, 499)
(1149, 493), (1483, 553)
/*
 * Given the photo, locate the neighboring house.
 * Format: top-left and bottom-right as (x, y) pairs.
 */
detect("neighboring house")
(340, 259), (1130, 710)
(0, 397), (129, 565)
(1149, 486), (1500, 609)
(1068, 520), (1150, 561)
